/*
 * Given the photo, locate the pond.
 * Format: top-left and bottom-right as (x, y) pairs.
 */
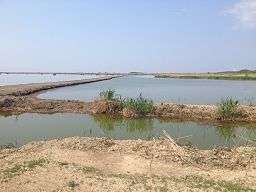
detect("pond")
(0, 113), (256, 149)
(39, 76), (256, 104)
(0, 74), (102, 86)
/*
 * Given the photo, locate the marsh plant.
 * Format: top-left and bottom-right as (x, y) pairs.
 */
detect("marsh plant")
(99, 89), (116, 101)
(99, 90), (154, 115)
(217, 97), (241, 120)
(123, 94), (154, 115)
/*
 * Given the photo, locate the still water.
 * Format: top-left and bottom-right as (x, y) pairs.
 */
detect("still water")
(0, 74), (101, 86)
(0, 113), (255, 149)
(39, 76), (256, 104)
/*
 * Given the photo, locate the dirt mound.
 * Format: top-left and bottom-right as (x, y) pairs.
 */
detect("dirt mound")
(89, 100), (122, 114)
(122, 107), (140, 118)
(1, 137), (256, 192)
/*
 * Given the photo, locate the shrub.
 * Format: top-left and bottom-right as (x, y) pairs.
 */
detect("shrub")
(123, 94), (153, 115)
(99, 89), (116, 101)
(217, 97), (240, 120)
(98, 90), (154, 116)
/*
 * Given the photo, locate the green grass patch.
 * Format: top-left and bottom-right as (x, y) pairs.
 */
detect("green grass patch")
(123, 94), (154, 115)
(180, 175), (256, 192)
(217, 97), (241, 120)
(99, 89), (117, 101)
(99, 90), (154, 116)
(82, 166), (102, 174)
(79, 165), (255, 192)
(2, 158), (48, 179)
(67, 180), (79, 189)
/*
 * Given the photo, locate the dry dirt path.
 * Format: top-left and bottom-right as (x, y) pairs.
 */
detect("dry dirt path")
(0, 76), (115, 96)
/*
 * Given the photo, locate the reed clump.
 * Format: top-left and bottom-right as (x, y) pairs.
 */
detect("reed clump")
(99, 90), (154, 117)
(99, 89), (117, 101)
(123, 94), (153, 115)
(217, 97), (241, 120)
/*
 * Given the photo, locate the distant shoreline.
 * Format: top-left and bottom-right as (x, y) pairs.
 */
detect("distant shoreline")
(2, 70), (256, 81)
(155, 70), (256, 81)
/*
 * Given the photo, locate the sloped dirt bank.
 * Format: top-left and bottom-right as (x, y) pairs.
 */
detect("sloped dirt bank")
(1, 97), (256, 123)
(0, 137), (256, 191)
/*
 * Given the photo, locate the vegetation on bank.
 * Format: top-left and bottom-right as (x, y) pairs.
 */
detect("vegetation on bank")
(124, 94), (154, 115)
(99, 90), (249, 121)
(155, 70), (256, 80)
(99, 89), (117, 101)
(2, 158), (48, 179)
(217, 97), (242, 120)
(99, 89), (154, 116)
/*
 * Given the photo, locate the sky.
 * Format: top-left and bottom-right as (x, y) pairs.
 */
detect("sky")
(0, 0), (255, 73)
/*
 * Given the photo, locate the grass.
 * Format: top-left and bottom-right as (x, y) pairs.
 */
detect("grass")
(67, 180), (79, 189)
(56, 162), (256, 191)
(79, 164), (256, 192)
(123, 94), (154, 115)
(180, 175), (256, 192)
(99, 89), (116, 100)
(217, 97), (241, 120)
(156, 70), (256, 81)
(2, 158), (48, 179)
(99, 90), (154, 116)
(82, 166), (102, 174)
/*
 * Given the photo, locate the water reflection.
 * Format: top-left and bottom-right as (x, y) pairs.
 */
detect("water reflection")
(0, 113), (256, 149)
(216, 126), (236, 141)
(93, 115), (121, 131)
(216, 123), (256, 140)
(125, 118), (153, 133)
(93, 115), (153, 135)
(93, 114), (256, 147)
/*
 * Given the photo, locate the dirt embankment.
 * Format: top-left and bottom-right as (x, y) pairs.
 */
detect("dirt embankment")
(2, 97), (256, 123)
(0, 76), (115, 96)
(0, 137), (256, 192)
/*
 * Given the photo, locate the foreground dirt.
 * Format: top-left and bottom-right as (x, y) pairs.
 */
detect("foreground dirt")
(0, 137), (256, 192)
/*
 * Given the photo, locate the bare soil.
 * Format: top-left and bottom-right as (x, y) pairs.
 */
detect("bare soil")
(0, 137), (256, 192)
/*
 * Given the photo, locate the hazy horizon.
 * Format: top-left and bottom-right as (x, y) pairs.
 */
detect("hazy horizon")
(0, 0), (256, 73)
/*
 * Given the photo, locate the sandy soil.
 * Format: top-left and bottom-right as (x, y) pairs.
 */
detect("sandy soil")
(0, 137), (256, 192)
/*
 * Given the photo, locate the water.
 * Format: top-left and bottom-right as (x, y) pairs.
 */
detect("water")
(0, 74), (102, 86)
(0, 113), (256, 149)
(39, 76), (256, 104)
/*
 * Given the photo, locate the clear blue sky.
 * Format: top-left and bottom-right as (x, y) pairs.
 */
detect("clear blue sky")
(0, 0), (255, 73)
